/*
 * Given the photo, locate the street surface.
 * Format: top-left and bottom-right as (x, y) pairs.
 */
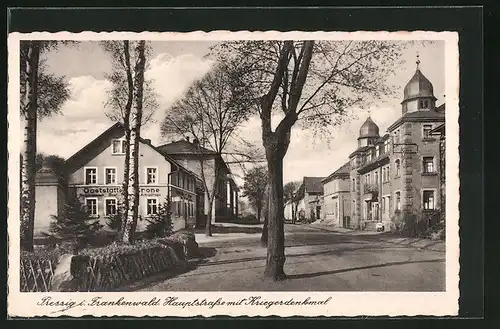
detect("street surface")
(138, 224), (445, 291)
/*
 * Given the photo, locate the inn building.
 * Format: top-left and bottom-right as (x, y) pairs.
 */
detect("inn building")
(34, 122), (238, 236)
(323, 58), (445, 231)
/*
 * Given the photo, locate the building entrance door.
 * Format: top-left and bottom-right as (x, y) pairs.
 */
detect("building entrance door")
(373, 203), (380, 221)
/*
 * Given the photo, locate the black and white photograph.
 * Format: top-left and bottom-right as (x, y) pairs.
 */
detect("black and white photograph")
(8, 31), (459, 317)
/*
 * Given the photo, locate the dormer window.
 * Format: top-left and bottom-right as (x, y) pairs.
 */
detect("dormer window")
(112, 139), (126, 154)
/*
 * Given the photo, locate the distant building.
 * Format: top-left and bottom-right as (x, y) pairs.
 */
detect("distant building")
(156, 137), (239, 227)
(289, 176), (325, 222)
(324, 57), (445, 231)
(321, 161), (351, 227)
(34, 123), (200, 236)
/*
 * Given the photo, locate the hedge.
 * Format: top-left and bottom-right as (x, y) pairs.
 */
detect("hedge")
(20, 236), (195, 292)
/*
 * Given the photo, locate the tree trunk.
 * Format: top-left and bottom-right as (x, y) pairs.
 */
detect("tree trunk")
(119, 130), (130, 240)
(205, 196), (213, 236)
(260, 215), (268, 247)
(20, 42), (40, 252)
(119, 40), (134, 241)
(122, 41), (146, 244)
(264, 148), (286, 280)
(257, 206), (261, 223)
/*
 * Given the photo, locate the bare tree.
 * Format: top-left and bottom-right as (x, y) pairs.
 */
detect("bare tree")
(102, 41), (157, 243)
(19, 41), (71, 252)
(210, 40), (409, 280)
(161, 62), (258, 236)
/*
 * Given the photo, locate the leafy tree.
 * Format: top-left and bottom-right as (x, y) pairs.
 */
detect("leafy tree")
(161, 62), (261, 236)
(20, 41), (71, 252)
(242, 166), (268, 223)
(144, 198), (173, 239)
(33, 153), (66, 173)
(210, 40), (411, 280)
(47, 198), (103, 251)
(283, 180), (301, 223)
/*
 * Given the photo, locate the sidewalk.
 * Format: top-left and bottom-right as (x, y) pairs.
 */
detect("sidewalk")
(308, 223), (445, 252)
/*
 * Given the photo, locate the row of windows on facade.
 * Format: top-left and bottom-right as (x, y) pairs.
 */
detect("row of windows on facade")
(83, 196), (195, 218)
(392, 124), (435, 144)
(83, 167), (195, 191)
(357, 124), (436, 167)
(351, 189), (436, 218)
(350, 156), (435, 192)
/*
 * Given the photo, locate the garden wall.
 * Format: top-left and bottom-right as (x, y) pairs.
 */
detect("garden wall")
(20, 233), (199, 292)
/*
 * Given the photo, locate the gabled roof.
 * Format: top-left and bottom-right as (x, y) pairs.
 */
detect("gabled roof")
(156, 140), (217, 155)
(64, 122), (199, 180)
(322, 162), (351, 183)
(303, 176), (325, 194)
(156, 139), (233, 178)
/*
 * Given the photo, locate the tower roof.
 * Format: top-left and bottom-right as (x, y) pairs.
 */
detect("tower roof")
(358, 116), (380, 139)
(403, 55), (436, 102)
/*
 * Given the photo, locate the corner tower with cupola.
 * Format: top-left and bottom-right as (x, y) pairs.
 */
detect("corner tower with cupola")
(386, 54), (445, 228)
(401, 54), (438, 115)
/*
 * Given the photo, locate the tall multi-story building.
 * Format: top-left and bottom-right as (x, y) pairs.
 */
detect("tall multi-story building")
(325, 58), (445, 231)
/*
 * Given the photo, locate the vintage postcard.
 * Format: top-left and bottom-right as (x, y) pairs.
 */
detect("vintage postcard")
(8, 30), (459, 317)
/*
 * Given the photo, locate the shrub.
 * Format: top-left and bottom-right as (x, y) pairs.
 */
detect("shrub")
(20, 238), (188, 292)
(392, 209), (441, 238)
(106, 211), (123, 232)
(45, 199), (103, 253)
(164, 230), (200, 259)
(144, 198), (173, 239)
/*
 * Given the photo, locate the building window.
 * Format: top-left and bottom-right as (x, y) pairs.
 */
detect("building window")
(105, 167), (117, 185)
(423, 190), (435, 210)
(395, 192), (401, 211)
(352, 178), (356, 192)
(374, 171), (378, 184)
(147, 198), (158, 215)
(384, 139), (390, 153)
(112, 139), (126, 154)
(423, 124), (433, 139)
(146, 167), (157, 184)
(105, 198), (117, 216)
(395, 159), (401, 176)
(352, 200), (356, 215)
(423, 157), (435, 173)
(85, 167), (97, 185)
(382, 167), (388, 182)
(85, 198), (98, 217)
(376, 145), (380, 157)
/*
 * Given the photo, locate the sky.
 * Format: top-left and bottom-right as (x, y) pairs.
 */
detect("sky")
(35, 40), (445, 187)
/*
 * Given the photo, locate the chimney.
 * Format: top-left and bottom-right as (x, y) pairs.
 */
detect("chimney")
(186, 136), (190, 143)
(192, 138), (199, 147)
(144, 139), (151, 145)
